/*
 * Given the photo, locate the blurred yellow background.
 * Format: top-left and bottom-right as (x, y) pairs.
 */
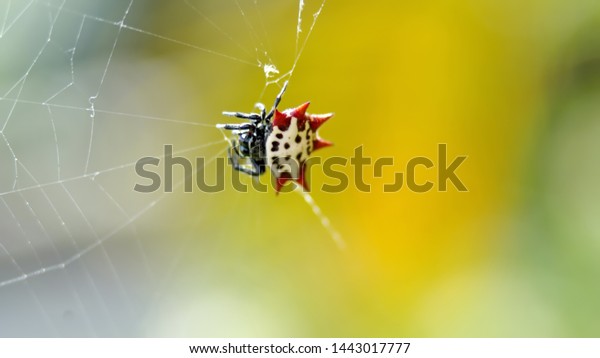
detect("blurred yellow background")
(1, 0), (600, 337)
(145, 0), (600, 336)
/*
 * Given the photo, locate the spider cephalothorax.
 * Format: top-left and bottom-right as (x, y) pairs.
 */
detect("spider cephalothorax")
(217, 81), (333, 193)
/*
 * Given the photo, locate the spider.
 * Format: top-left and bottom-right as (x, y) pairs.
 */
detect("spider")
(217, 81), (333, 193)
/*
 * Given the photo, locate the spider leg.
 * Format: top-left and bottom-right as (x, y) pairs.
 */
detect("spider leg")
(255, 103), (266, 120)
(249, 159), (266, 176)
(216, 123), (254, 130)
(222, 111), (262, 122)
(228, 146), (265, 176)
(265, 80), (289, 121)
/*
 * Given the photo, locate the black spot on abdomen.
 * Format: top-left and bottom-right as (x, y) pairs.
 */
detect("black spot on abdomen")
(271, 140), (280, 152)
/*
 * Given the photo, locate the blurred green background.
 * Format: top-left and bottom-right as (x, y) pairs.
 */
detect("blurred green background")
(1, 0), (600, 337)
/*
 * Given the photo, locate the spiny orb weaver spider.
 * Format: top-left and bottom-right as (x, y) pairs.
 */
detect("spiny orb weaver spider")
(217, 81), (333, 193)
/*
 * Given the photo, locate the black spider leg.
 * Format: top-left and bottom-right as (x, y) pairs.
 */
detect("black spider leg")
(220, 112), (262, 122)
(228, 143), (265, 176)
(254, 103), (266, 121)
(217, 123), (254, 130)
(265, 80), (289, 122)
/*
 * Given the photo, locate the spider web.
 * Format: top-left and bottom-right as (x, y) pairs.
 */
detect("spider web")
(0, 0), (330, 336)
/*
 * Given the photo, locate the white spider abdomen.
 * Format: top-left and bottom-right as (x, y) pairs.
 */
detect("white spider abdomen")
(266, 116), (313, 179)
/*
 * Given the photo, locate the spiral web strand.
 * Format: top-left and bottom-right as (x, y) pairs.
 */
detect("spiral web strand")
(0, 0), (334, 336)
